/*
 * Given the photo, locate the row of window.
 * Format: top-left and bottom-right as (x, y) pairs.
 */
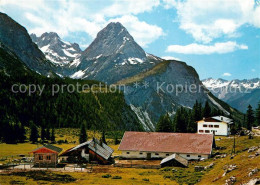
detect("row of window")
(199, 130), (218, 133)
(186, 154), (201, 158)
(126, 152), (170, 156)
(38, 155), (52, 160)
(126, 152), (202, 158)
(203, 124), (219, 128)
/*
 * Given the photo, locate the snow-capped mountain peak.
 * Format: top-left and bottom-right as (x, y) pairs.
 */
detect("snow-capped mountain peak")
(30, 32), (82, 66)
(202, 78), (260, 90)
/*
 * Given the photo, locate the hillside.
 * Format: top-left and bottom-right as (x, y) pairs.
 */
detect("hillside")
(0, 129), (259, 185)
(0, 42), (143, 135)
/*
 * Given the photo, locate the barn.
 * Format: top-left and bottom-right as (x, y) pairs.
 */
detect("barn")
(60, 138), (114, 164)
(30, 144), (62, 166)
(119, 132), (214, 160)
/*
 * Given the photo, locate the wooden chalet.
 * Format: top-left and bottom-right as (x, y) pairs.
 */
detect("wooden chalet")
(30, 144), (62, 166)
(60, 138), (114, 164)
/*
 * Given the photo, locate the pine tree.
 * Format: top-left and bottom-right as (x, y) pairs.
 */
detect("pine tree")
(29, 122), (38, 143)
(203, 101), (211, 118)
(40, 126), (46, 142)
(79, 122), (87, 143)
(174, 107), (188, 133)
(17, 122), (26, 143)
(101, 130), (107, 144)
(246, 105), (254, 131)
(51, 127), (55, 143)
(45, 126), (50, 140)
(156, 114), (173, 132)
(256, 102), (260, 126)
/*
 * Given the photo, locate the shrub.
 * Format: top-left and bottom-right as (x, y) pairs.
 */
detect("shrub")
(164, 175), (171, 179)
(112, 176), (122, 179)
(102, 174), (111, 178)
(143, 178), (149, 181)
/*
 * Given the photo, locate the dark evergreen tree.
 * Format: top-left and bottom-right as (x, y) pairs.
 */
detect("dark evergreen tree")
(29, 122), (38, 143)
(256, 102), (260, 126)
(50, 127), (55, 143)
(101, 130), (107, 144)
(45, 126), (51, 140)
(246, 105), (254, 131)
(79, 122), (87, 144)
(156, 114), (173, 132)
(40, 125), (46, 142)
(17, 122), (26, 143)
(203, 101), (211, 118)
(174, 107), (188, 133)
(187, 110), (196, 133)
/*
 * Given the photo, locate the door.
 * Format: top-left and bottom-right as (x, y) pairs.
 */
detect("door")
(147, 153), (151, 159)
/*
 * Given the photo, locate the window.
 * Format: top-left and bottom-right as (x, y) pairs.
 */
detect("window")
(155, 153), (159, 156)
(203, 124), (207, 127)
(214, 125), (219, 128)
(205, 130), (210, 133)
(46, 155), (51, 160)
(166, 154), (169, 156)
(209, 125), (213, 128)
(199, 130), (204, 133)
(198, 155), (201, 158)
(187, 155), (190, 157)
(39, 155), (43, 160)
(126, 152), (130, 154)
(139, 152), (143, 155)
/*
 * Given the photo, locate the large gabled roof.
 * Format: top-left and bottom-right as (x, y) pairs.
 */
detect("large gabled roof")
(119, 132), (213, 155)
(31, 144), (62, 154)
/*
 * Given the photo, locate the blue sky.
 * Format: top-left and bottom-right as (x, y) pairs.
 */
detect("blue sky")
(0, 0), (259, 80)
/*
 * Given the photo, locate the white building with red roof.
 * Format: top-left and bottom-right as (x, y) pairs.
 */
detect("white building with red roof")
(197, 116), (233, 136)
(118, 131), (214, 160)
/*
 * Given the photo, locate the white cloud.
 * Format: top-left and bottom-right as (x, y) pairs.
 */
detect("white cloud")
(1, 0), (163, 48)
(161, 56), (181, 61)
(166, 41), (248, 54)
(102, 0), (160, 17)
(109, 15), (164, 47)
(164, 0), (260, 43)
(222, 73), (232, 77)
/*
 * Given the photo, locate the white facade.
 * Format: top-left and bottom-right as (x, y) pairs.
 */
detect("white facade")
(197, 120), (231, 136)
(121, 151), (209, 160)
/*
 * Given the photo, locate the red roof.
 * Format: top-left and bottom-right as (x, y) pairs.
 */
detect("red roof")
(119, 132), (213, 155)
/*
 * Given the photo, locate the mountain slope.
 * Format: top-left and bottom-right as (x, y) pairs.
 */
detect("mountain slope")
(71, 22), (162, 83)
(0, 13), (54, 76)
(0, 41), (142, 131)
(30, 32), (82, 66)
(203, 78), (260, 112)
(116, 60), (236, 130)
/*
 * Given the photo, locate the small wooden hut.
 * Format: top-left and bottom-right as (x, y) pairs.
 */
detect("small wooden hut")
(30, 144), (62, 166)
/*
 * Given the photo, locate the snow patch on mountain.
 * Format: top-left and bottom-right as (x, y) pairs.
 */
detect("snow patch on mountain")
(130, 104), (155, 131)
(70, 70), (85, 79)
(30, 32), (82, 66)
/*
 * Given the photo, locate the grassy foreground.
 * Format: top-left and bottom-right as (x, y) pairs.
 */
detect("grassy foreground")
(0, 129), (259, 184)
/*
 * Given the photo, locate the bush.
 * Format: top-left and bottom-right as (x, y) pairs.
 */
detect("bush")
(102, 174), (111, 178)
(143, 178), (149, 181)
(112, 176), (122, 179)
(164, 175), (171, 179)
